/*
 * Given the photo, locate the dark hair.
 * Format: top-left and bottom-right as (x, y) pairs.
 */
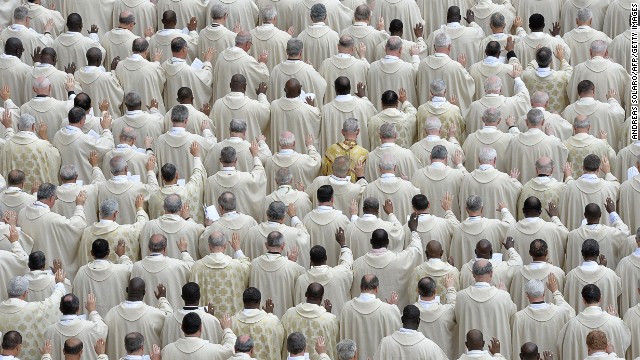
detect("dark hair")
(181, 312), (202, 335)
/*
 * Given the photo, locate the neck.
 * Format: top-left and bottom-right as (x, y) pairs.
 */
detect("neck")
(380, 139), (395, 144)
(531, 104), (546, 108)
(382, 104), (398, 109)
(164, 24), (177, 29)
(306, 298), (321, 305)
(1, 350), (18, 356)
(492, 28), (505, 33)
(113, 172), (127, 176)
(363, 211), (377, 217)
(318, 202), (332, 207)
(128, 107), (141, 112)
(475, 276), (491, 283)
(467, 212), (482, 217)
(127, 296), (143, 302)
(172, 53), (186, 59)
(531, 256), (546, 262)
(244, 304), (260, 310)
(310, 261), (326, 266)
(129, 350), (144, 356)
(164, 178), (178, 185)
(172, 123), (186, 128)
(420, 294), (436, 301)
(386, 52), (401, 58)
(583, 257), (598, 262)
(524, 213), (541, 218)
(529, 297), (545, 303)
(101, 216), (116, 221)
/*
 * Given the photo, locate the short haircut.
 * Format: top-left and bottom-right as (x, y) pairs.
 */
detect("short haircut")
(163, 194), (182, 214)
(381, 90), (398, 106)
(208, 231), (227, 248)
(286, 332), (306, 354)
(13, 6), (28, 21)
(430, 79), (446, 95)
(260, 5), (277, 22)
(379, 123), (396, 139)
(354, 4), (370, 21)
(490, 12), (506, 28)
(360, 275), (379, 290)
(235, 336), (255, 352)
(583, 154), (601, 172)
(577, 7), (593, 22)
(60, 293), (80, 315)
(336, 339), (357, 360)
(218, 192), (236, 211)
(131, 38), (149, 53)
(124, 332), (144, 353)
(581, 238), (600, 258)
(266, 201), (286, 220)
(63, 339), (83, 355)
(99, 198), (118, 218)
(287, 38), (304, 57)
(310, 3), (326, 22)
(362, 197), (379, 212)
(529, 239), (548, 258)
(524, 279), (545, 298)
(586, 330), (607, 351)
(181, 312), (202, 335)
(317, 185), (333, 203)
(417, 277), (436, 297)
(478, 147), (497, 163)
(220, 146), (237, 163)
(91, 239), (110, 259)
(482, 108), (501, 124)
(472, 260), (493, 276)
(266, 231), (284, 247)
(309, 245), (327, 263)
(68, 107), (86, 124)
(124, 92), (142, 108)
(526, 108), (545, 125)
(37, 183), (56, 201)
(412, 194), (429, 211)
(210, 4), (228, 19)
(242, 287), (261, 304)
(171, 104), (189, 123)
(161, 163), (177, 182)
(17, 114), (35, 131)
(342, 118), (359, 133)
(433, 32), (452, 48)
(466, 195), (483, 211)
(535, 46), (553, 68)
(1, 331), (22, 350)
(28, 251), (46, 271)
(581, 284), (601, 303)
(7, 276), (28, 297)
(59, 164), (78, 182)
(430, 144), (448, 160)
(229, 118), (247, 133)
(171, 37), (188, 53)
(577, 80), (595, 95)
(119, 12), (135, 25)
(148, 234), (168, 252)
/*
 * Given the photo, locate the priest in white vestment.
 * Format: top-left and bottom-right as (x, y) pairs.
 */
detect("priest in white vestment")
(281, 283), (340, 360)
(210, 74), (271, 142)
(514, 14), (571, 69)
(557, 283), (631, 360)
(263, 168), (313, 225)
(517, 157), (569, 222)
(297, 4), (339, 72)
(370, 0), (423, 42)
(97, 155), (159, 225)
(74, 53), (125, 119)
(162, 282), (223, 346)
(318, 36), (370, 105)
(19, 77), (73, 141)
(0, 7), (53, 67)
(562, 80), (625, 152)
(367, 89), (417, 149)
(114, 38), (167, 114)
(564, 239), (623, 312)
(197, 4), (236, 63)
(66, 0), (115, 38)
(189, 231), (250, 319)
(112, 0), (157, 39)
(213, 31), (269, 102)
(308, 155), (367, 215)
(72, 238), (133, 316)
(608, 27), (632, 74)
(104, 278), (173, 359)
(567, 40), (630, 108)
(204, 145), (266, 221)
(18, 184), (87, 277)
(248, 231), (306, 317)
(340, 274), (401, 360)
(476, 13), (526, 63)
(346, 197), (404, 258)
(102, 12), (138, 66)
(425, 7), (485, 68)
(622, 277), (640, 359)
(52, 14), (104, 70)
(148, 11), (198, 64)
(454, 259), (517, 359)
(457, 329), (508, 360)
(77, 197), (147, 266)
(103, 130), (155, 186)
(406, 191), (460, 259)
(23, 251), (72, 302)
(231, 287), (285, 360)
(340, 5), (388, 61)
(416, 79), (466, 146)
(450, 195), (516, 267)
(470, 0), (515, 36)
(459, 238), (523, 289)
(510, 277), (575, 359)
(410, 118), (462, 167)
(517, 91), (573, 140)
(249, 5), (291, 71)
(469, 40), (519, 102)
(616, 232), (640, 317)
(111, 93), (164, 149)
(350, 216), (423, 308)
(365, 123), (421, 181)
(367, 36), (419, 110)
(374, 304), (448, 360)
(459, 147), (522, 220)
(289, 0), (352, 36)
(559, 154), (620, 230)
(0, 273), (67, 359)
(417, 32), (475, 113)
(0, 38), (34, 106)
(563, 9), (612, 66)
(462, 109), (519, 172)
(0, 170), (36, 215)
(139, 195), (204, 259)
(162, 312), (235, 360)
(162, 39), (213, 110)
(614, 137), (640, 182)
(265, 132), (320, 192)
(131, 234), (195, 307)
(295, 236), (354, 315)
(163, 92), (213, 136)
(0, 223), (28, 301)
(44, 293), (108, 360)
(412, 275), (457, 358)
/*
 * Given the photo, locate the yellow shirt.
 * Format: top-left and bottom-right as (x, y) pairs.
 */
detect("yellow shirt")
(321, 140), (369, 182)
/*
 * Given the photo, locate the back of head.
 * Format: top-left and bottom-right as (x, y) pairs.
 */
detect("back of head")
(401, 304), (421, 328)
(28, 251), (46, 271)
(586, 330), (608, 351)
(385, 36), (403, 52)
(522, 196), (542, 215)
(229, 118), (248, 134)
(99, 198), (118, 218)
(446, 6), (461, 23)
(411, 194), (429, 211)
(484, 76), (502, 93)
(124, 332), (144, 354)
(310, 3), (326, 22)
(465, 329), (484, 350)
(576, 7), (593, 23)
(433, 32), (452, 50)
(177, 87), (194, 103)
(68, 107), (86, 124)
(430, 79), (446, 96)
(577, 80), (595, 96)
(478, 147), (497, 164)
(148, 234), (168, 253)
(590, 39), (607, 55)
(4, 37), (24, 57)
(160, 163), (177, 182)
(37, 183), (57, 202)
(7, 276), (28, 298)
(170, 104), (189, 123)
(581, 238), (600, 258)
(266, 231), (284, 248)
(581, 284), (601, 304)
(119, 11), (135, 26)
(220, 146), (237, 164)
(17, 113), (35, 132)
(531, 91), (549, 106)
(535, 156), (554, 175)
(66, 13), (83, 32)
(360, 274), (379, 291)
(309, 245), (327, 264)
(305, 282), (324, 302)
(242, 286), (261, 306)
(124, 92), (142, 109)
(287, 332), (306, 354)
(354, 4), (370, 21)
(529, 13), (545, 31)
(490, 12), (506, 29)
(109, 156), (127, 175)
(520, 342), (540, 360)
(574, 115), (590, 130)
(91, 239), (110, 259)
(362, 197), (379, 213)
(583, 154), (601, 172)
(287, 38), (303, 57)
(163, 194), (182, 214)
(529, 239), (548, 258)
(379, 123), (396, 140)
(74, 93), (91, 111)
(535, 47), (553, 68)
(132, 38), (149, 54)
(334, 76), (351, 95)
(181, 312), (202, 335)
(208, 231), (228, 249)
(472, 259), (493, 276)
(331, 156), (350, 178)
(63, 338), (83, 356)
(389, 19), (403, 34)
(7, 169), (25, 187)
(417, 276), (436, 297)
(524, 279), (545, 298)
(370, 229), (389, 249)
(235, 336), (255, 353)
(317, 185), (333, 203)
(275, 168), (293, 186)
(482, 107), (501, 125)
(13, 6), (28, 22)
(381, 90), (398, 107)
(466, 195), (483, 212)
(162, 10), (177, 25)
(485, 41), (501, 58)
(59, 165), (78, 182)
(336, 339), (357, 360)
(260, 5), (277, 23)
(218, 192), (237, 211)
(1, 331), (22, 351)
(210, 4), (228, 20)
(170, 37), (188, 53)
(266, 201), (286, 221)
(60, 293), (80, 315)
(229, 73), (247, 92)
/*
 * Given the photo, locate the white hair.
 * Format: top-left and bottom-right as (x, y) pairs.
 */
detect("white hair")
(590, 40), (607, 54)
(279, 132), (295, 146)
(478, 147), (497, 163)
(433, 33), (452, 48)
(7, 276), (29, 297)
(17, 114), (35, 131)
(482, 108), (501, 124)
(378, 155), (396, 171)
(430, 79), (446, 96)
(576, 8), (592, 22)
(424, 117), (442, 131)
(524, 279), (545, 298)
(531, 91), (549, 104)
(484, 76), (502, 93)
(260, 4), (277, 22)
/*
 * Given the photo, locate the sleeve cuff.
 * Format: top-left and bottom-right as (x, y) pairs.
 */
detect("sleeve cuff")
(233, 249), (245, 258)
(350, 214), (358, 222)
(290, 215), (301, 226)
(609, 212), (621, 223)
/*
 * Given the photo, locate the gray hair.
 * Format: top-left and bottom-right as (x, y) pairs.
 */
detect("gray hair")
(490, 12), (506, 28)
(574, 117), (590, 129)
(279, 132), (295, 146)
(577, 8), (593, 22)
(478, 147), (497, 163)
(109, 156), (127, 175)
(36, 183), (56, 201)
(590, 40), (607, 54)
(208, 231), (227, 248)
(526, 108), (545, 125)
(472, 260), (493, 276)
(310, 3), (327, 22)
(59, 165), (78, 181)
(484, 76), (502, 93)
(210, 4), (228, 19)
(430, 79), (446, 96)
(99, 199), (118, 218)
(7, 276), (28, 297)
(354, 4), (370, 21)
(235, 31), (252, 46)
(120, 127), (137, 142)
(235, 336), (254, 353)
(379, 123), (396, 139)
(33, 77), (51, 89)
(524, 279), (545, 298)
(218, 192), (236, 211)
(337, 339), (357, 360)
(124, 92), (142, 108)
(342, 118), (359, 132)
(163, 194), (182, 214)
(17, 114), (35, 131)
(170, 104), (189, 123)
(379, 154), (396, 171)
(466, 195), (483, 211)
(148, 234), (168, 252)
(266, 231), (285, 247)
(385, 36), (403, 52)
(13, 6), (28, 21)
(433, 32), (452, 48)
(260, 5), (277, 22)
(266, 201), (286, 220)
(119, 11), (135, 25)
(424, 117), (442, 131)
(332, 156), (350, 177)
(275, 168), (293, 186)
(338, 35), (355, 49)
(220, 146), (237, 163)
(431, 145), (448, 160)
(229, 119), (247, 134)
(124, 333), (145, 354)
(531, 91), (549, 105)
(362, 197), (379, 210)
(286, 332), (306, 354)
(535, 158), (554, 173)
(287, 38), (303, 57)
(482, 108), (501, 124)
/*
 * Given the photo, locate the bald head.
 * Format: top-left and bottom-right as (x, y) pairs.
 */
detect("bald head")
(465, 330), (484, 351)
(535, 156), (554, 176)
(520, 342), (540, 360)
(126, 277), (146, 300)
(425, 240), (443, 259)
(284, 78), (302, 98)
(475, 239), (493, 259)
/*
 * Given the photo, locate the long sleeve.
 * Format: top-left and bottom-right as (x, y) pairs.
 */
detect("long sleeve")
(89, 310), (109, 337)
(500, 208), (517, 226)
(94, 130), (115, 155)
(69, 205), (87, 228)
(337, 246), (354, 270)
(144, 170), (160, 194)
(90, 166), (107, 184)
(505, 247), (523, 267)
(216, 328), (237, 359)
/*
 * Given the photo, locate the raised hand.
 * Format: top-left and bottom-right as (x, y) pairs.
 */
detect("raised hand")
(187, 16), (197, 32)
(386, 291), (398, 305)
(231, 233), (240, 251)
(545, 202), (559, 218)
(413, 23), (424, 38)
(64, 62), (77, 75)
(262, 298), (274, 313)
(440, 192), (453, 211)
(315, 336), (327, 354)
(335, 227), (345, 247)
(408, 212), (419, 232)
(547, 273), (559, 292)
(488, 337), (501, 355)
(94, 338), (106, 355)
(457, 53), (467, 68)
(154, 283), (166, 299)
(190, 141), (200, 157)
(86, 293), (97, 312)
(323, 299), (332, 313)
(0, 84), (10, 102)
(287, 246), (299, 262)
(463, 9), (475, 24)
(203, 48), (215, 63)
(355, 82), (366, 98)
(600, 157), (611, 174)
(501, 236), (514, 250)
(549, 22), (561, 37)
(554, 44), (565, 60)
(115, 239), (126, 257)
